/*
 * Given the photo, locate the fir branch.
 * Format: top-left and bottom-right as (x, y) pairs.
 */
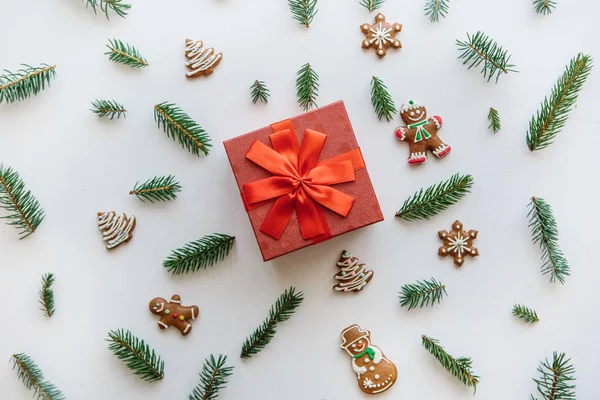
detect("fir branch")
(488, 107), (501, 133)
(296, 63), (319, 111)
(370, 76), (396, 122)
(11, 353), (65, 400)
(0, 64), (56, 104)
(0, 165), (45, 239)
(105, 39), (148, 68)
(287, 0), (318, 28)
(130, 175), (181, 203)
(456, 31), (517, 83)
(250, 80), (270, 104)
(422, 335), (479, 392)
(189, 354), (234, 400)
(91, 99), (127, 119)
(512, 304), (539, 323)
(163, 234), (235, 275)
(106, 329), (164, 382)
(399, 278), (447, 310)
(241, 287), (304, 359)
(425, 0), (450, 23)
(39, 273), (56, 318)
(533, 0), (556, 15)
(154, 102), (212, 156)
(360, 0), (385, 12)
(530, 352), (575, 400)
(84, 0), (130, 19)
(395, 173), (473, 221)
(526, 53), (593, 151)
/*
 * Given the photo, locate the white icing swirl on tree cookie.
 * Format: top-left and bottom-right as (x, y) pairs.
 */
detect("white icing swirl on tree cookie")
(333, 251), (374, 292)
(185, 39), (222, 77)
(97, 211), (136, 249)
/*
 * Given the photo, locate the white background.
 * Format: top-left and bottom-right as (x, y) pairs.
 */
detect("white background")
(1, 0), (599, 399)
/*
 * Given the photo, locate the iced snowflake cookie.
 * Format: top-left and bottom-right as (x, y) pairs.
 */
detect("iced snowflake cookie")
(97, 211), (136, 250)
(438, 220), (479, 267)
(185, 39), (223, 78)
(149, 294), (199, 336)
(334, 250), (374, 293)
(360, 13), (402, 58)
(341, 324), (398, 395)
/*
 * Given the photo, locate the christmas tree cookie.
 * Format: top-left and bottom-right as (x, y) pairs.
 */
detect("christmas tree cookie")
(333, 250), (374, 293)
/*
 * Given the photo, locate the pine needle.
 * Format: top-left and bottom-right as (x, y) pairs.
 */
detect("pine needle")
(370, 76), (396, 122)
(0, 165), (45, 239)
(0, 64), (56, 104)
(533, 0), (557, 15)
(106, 329), (164, 382)
(530, 352), (575, 400)
(287, 0), (318, 28)
(130, 175), (181, 203)
(39, 273), (56, 318)
(422, 335), (479, 392)
(188, 354), (234, 400)
(360, 0), (385, 12)
(105, 39), (148, 68)
(250, 80), (270, 104)
(11, 353), (65, 400)
(296, 63), (319, 111)
(488, 107), (501, 133)
(395, 173), (473, 221)
(425, 0), (450, 23)
(456, 31), (517, 83)
(163, 233), (235, 275)
(526, 53), (593, 151)
(241, 287), (304, 359)
(84, 0), (130, 19)
(527, 197), (569, 284)
(154, 102), (212, 156)
(512, 304), (539, 323)
(91, 99), (127, 119)
(399, 278), (447, 310)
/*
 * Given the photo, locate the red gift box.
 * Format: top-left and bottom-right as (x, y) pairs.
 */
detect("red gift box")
(223, 101), (384, 261)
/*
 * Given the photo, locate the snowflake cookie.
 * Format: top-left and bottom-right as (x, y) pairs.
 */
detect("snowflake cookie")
(360, 13), (402, 58)
(438, 220), (479, 267)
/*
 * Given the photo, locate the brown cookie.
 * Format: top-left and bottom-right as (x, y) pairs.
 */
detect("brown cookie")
(185, 39), (223, 78)
(360, 13), (402, 58)
(149, 295), (199, 336)
(97, 211), (136, 250)
(438, 220), (479, 267)
(333, 250), (374, 293)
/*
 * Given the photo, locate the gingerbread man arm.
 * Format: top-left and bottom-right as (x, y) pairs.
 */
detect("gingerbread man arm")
(395, 126), (416, 142)
(158, 315), (170, 329)
(429, 116), (442, 129)
(179, 305), (199, 321)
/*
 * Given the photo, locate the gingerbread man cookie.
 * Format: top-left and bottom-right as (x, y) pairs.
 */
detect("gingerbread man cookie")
(438, 220), (479, 267)
(149, 295), (199, 336)
(360, 13), (402, 58)
(394, 100), (451, 165)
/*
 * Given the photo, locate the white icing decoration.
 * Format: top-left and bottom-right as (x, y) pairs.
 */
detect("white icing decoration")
(364, 358), (370, 363)
(183, 323), (191, 333)
(334, 253), (374, 292)
(447, 231), (471, 257)
(352, 359), (368, 375)
(400, 100), (423, 113)
(409, 152), (427, 160)
(158, 321), (168, 328)
(372, 346), (383, 364)
(185, 40), (222, 77)
(155, 302), (164, 313)
(369, 366), (375, 371)
(375, 374), (380, 380)
(433, 143), (450, 156)
(97, 212), (135, 249)
(191, 307), (196, 320)
(369, 22), (394, 49)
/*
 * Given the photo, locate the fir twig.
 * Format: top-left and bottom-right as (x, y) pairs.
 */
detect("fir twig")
(526, 53), (593, 151)
(241, 287), (304, 359)
(0, 165), (45, 239)
(533, 0), (556, 15)
(425, 0), (450, 23)
(527, 197), (569, 284)
(0, 64), (56, 104)
(422, 335), (480, 392)
(154, 102), (212, 156)
(296, 63), (319, 111)
(370, 76), (396, 122)
(287, 0), (318, 28)
(84, 0), (130, 19)
(488, 107), (501, 133)
(530, 352), (575, 400)
(399, 278), (447, 310)
(11, 353), (65, 400)
(105, 39), (148, 68)
(512, 304), (539, 323)
(130, 175), (181, 203)
(106, 329), (164, 382)
(39, 273), (56, 318)
(189, 354), (234, 400)
(163, 234), (235, 275)
(395, 173), (473, 221)
(456, 31), (517, 83)
(250, 80), (270, 104)
(91, 99), (127, 119)
(360, 0), (385, 12)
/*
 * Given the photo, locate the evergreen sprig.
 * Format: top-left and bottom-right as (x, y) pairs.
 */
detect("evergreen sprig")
(422, 335), (480, 392)
(84, 0), (130, 19)
(91, 99), (127, 119)
(399, 278), (447, 310)
(154, 102), (212, 156)
(512, 304), (539, 323)
(163, 234), (235, 275)
(189, 354), (234, 400)
(241, 287), (304, 359)
(527, 197), (569, 284)
(360, 0), (385, 12)
(456, 31), (517, 83)
(530, 352), (575, 400)
(130, 175), (181, 203)
(287, 0), (318, 28)
(526, 53), (593, 151)
(106, 329), (164, 382)
(250, 80), (270, 104)
(488, 107), (501, 133)
(395, 173), (473, 221)
(370, 76), (396, 122)
(425, 0), (450, 23)
(0, 165), (45, 239)
(296, 63), (319, 111)
(105, 39), (148, 68)
(39, 273), (56, 318)
(0, 64), (56, 104)
(533, 0), (556, 15)
(11, 353), (65, 400)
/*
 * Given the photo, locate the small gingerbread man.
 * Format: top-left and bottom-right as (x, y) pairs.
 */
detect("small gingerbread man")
(149, 295), (199, 336)
(394, 100), (451, 165)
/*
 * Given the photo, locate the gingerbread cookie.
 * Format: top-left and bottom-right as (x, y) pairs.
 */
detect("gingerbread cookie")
(97, 212), (136, 250)
(394, 100), (451, 165)
(438, 220), (479, 267)
(341, 325), (398, 395)
(360, 13), (402, 58)
(334, 251), (374, 293)
(149, 295), (199, 336)
(185, 39), (222, 77)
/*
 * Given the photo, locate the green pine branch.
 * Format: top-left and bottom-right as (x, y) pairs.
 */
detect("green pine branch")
(106, 329), (164, 382)
(0, 165), (45, 239)
(130, 175), (181, 203)
(288, 0), (318, 28)
(456, 31), (517, 83)
(84, 0), (130, 19)
(154, 102), (212, 156)
(163, 234), (235, 275)
(105, 39), (148, 68)
(533, 0), (556, 15)
(512, 304), (539, 323)
(395, 173), (473, 221)
(241, 287), (304, 359)
(370, 76), (396, 122)
(39, 273), (56, 318)
(189, 354), (234, 400)
(425, 0), (450, 23)
(0, 64), (56, 104)
(296, 63), (319, 111)
(526, 53), (593, 151)
(250, 80), (270, 104)
(11, 353), (65, 400)
(360, 0), (385, 12)
(488, 107), (501, 133)
(527, 197), (569, 284)
(91, 99), (127, 119)
(422, 335), (480, 392)
(530, 352), (575, 400)
(399, 278), (447, 310)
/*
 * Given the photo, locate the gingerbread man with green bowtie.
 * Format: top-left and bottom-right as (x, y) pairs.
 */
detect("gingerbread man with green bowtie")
(149, 294), (199, 336)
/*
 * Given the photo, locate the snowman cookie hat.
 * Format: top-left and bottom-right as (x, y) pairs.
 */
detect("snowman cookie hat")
(400, 99), (423, 113)
(341, 324), (370, 349)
